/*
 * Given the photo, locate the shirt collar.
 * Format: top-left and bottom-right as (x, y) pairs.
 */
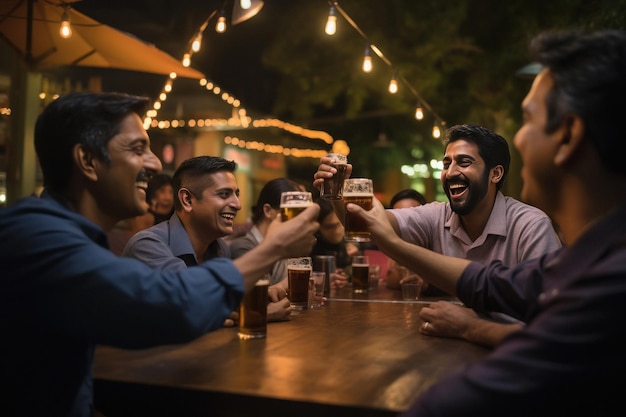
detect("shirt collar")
(446, 191), (507, 243)
(166, 212), (196, 259)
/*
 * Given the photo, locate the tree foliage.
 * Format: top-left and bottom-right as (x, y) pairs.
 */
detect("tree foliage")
(260, 0), (625, 175)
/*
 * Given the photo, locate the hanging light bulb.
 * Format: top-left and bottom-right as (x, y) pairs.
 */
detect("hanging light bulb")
(59, 7), (72, 39)
(191, 32), (203, 52)
(362, 45), (373, 73)
(432, 124), (441, 138)
(414, 106), (424, 120)
(182, 53), (191, 67)
(325, 5), (337, 35)
(240, 0), (252, 9)
(388, 72), (398, 94)
(215, 12), (227, 33)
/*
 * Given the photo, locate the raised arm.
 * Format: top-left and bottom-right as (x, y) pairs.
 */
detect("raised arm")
(346, 197), (469, 296)
(233, 204), (320, 292)
(313, 156), (401, 234)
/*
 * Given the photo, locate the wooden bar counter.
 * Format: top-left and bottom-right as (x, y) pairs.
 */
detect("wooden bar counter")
(94, 288), (487, 417)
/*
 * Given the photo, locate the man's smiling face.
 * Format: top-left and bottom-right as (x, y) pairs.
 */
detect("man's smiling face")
(441, 139), (490, 216)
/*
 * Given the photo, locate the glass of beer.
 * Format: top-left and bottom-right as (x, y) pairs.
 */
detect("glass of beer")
(351, 255), (370, 294)
(287, 257), (312, 311)
(321, 153), (348, 200)
(238, 276), (270, 340)
(280, 191), (312, 221)
(343, 178), (373, 242)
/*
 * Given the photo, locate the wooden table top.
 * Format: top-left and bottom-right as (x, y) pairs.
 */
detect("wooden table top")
(328, 282), (461, 304)
(94, 290), (487, 417)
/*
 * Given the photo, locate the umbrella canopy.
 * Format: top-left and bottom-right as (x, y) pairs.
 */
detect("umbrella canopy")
(0, 0), (204, 79)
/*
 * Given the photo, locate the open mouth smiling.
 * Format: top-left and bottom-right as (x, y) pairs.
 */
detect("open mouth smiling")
(448, 182), (468, 196)
(136, 172), (150, 192)
(221, 213), (236, 222)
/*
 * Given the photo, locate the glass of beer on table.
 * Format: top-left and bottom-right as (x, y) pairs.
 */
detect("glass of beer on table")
(321, 153), (348, 200)
(238, 276), (270, 340)
(351, 255), (370, 294)
(287, 257), (312, 311)
(280, 191), (312, 221)
(342, 178), (374, 242)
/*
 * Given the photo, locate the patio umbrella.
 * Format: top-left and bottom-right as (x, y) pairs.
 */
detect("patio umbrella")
(0, 0), (204, 79)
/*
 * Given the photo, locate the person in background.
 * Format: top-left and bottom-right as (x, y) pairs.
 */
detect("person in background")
(229, 178), (302, 289)
(310, 196), (359, 289)
(107, 173), (173, 255)
(0, 92), (319, 417)
(314, 123), (561, 347)
(349, 29), (626, 416)
(146, 172), (174, 224)
(385, 188), (429, 290)
(388, 188), (427, 209)
(123, 156), (292, 322)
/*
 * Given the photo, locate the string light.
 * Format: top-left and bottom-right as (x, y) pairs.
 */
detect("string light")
(414, 106), (424, 120)
(362, 44), (372, 73)
(432, 124), (440, 139)
(191, 32), (203, 52)
(216, 12), (227, 33)
(182, 53), (191, 67)
(325, 5), (337, 35)
(327, 1), (446, 135)
(59, 7), (72, 39)
(388, 71), (398, 94)
(141, 6), (333, 159)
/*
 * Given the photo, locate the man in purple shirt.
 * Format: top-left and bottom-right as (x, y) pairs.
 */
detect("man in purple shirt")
(315, 125), (561, 347)
(348, 29), (626, 416)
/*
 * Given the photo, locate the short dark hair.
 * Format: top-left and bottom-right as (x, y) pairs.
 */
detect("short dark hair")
(34, 92), (149, 193)
(251, 178), (301, 224)
(389, 189), (427, 208)
(530, 29), (626, 176)
(443, 124), (510, 191)
(172, 156), (237, 211)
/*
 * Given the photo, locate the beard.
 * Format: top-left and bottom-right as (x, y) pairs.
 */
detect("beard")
(446, 169), (490, 216)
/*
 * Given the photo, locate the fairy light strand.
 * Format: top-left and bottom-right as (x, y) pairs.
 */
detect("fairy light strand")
(144, 8), (335, 158)
(328, 0), (446, 131)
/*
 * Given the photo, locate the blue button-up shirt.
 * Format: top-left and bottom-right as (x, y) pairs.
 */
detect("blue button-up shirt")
(0, 191), (244, 417)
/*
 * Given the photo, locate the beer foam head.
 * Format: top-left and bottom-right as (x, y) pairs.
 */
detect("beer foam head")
(288, 265), (312, 270)
(281, 199), (311, 208)
(327, 153), (347, 165)
(256, 279), (270, 286)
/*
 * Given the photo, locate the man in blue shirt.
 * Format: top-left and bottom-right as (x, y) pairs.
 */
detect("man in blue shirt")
(0, 92), (319, 417)
(349, 30), (626, 416)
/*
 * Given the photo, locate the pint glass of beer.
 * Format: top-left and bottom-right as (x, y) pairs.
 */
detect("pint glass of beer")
(351, 255), (370, 294)
(321, 153), (348, 200)
(280, 191), (312, 221)
(287, 257), (312, 311)
(238, 277), (270, 340)
(343, 178), (373, 242)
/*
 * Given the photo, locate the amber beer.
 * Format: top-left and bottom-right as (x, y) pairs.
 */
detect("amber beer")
(280, 191), (312, 221)
(351, 255), (370, 294)
(343, 178), (373, 242)
(238, 278), (269, 340)
(321, 153), (348, 200)
(287, 257), (312, 311)
(281, 202), (309, 221)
